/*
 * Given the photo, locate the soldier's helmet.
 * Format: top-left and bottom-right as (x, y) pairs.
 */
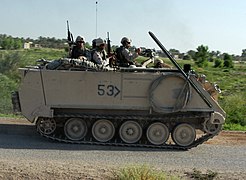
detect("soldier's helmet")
(121, 37), (132, 45)
(76, 36), (85, 43)
(95, 38), (105, 46)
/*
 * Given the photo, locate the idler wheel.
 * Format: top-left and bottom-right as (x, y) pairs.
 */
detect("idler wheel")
(119, 121), (142, 144)
(203, 119), (222, 134)
(64, 118), (87, 141)
(37, 118), (56, 135)
(92, 119), (115, 142)
(171, 123), (196, 147)
(146, 122), (169, 145)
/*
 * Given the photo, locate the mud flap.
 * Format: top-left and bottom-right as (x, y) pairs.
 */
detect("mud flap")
(11, 91), (21, 113)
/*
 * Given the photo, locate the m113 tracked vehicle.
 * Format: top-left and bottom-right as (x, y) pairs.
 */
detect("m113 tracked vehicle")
(12, 32), (225, 150)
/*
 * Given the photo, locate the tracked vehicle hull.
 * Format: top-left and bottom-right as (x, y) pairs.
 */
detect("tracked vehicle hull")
(13, 32), (225, 150)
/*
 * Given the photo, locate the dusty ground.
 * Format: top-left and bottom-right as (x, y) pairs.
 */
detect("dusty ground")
(1, 160), (246, 180)
(0, 160), (114, 180)
(206, 130), (246, 145)
(0, 117), (245, 179)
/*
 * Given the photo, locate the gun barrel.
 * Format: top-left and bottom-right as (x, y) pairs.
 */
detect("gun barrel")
(67, 20), (69, 30)
(107, 32), (111, 54)
(66, 20), (74, 43)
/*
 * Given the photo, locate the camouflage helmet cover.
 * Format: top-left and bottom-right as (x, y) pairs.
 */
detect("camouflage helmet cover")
(76, 36), (85, 42)
(95, 38), (105, 46)
(121, 37), (132, 44)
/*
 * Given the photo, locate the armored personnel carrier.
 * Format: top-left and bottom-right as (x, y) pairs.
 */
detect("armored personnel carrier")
(12, 32), (225, 150)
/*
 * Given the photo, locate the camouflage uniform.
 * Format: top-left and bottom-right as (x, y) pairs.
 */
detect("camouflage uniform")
(71, 46), (90, 59)
(91, 38), (108, 65)
(70, 36), (90, 59)
(116, 37), (139, 67)
(121, 46), (138, 62)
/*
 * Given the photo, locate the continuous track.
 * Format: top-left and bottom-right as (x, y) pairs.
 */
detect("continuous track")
(37, 112), (219, 150)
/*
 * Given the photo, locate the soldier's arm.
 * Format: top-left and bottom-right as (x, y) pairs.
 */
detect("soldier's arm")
(92, 52), (103, 64)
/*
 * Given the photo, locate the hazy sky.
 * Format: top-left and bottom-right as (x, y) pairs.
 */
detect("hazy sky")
(1, 0), (245, 55)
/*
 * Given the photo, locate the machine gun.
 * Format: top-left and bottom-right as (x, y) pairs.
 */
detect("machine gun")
(67, 20), (74, 56)
(106, 32), (112, 57)
(106, 32), (116, 67)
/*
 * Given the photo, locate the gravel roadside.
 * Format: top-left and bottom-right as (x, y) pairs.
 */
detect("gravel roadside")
(0, 117), (245, 179)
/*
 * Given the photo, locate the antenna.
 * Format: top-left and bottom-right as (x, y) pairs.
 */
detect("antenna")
(95, 1), (98, 38)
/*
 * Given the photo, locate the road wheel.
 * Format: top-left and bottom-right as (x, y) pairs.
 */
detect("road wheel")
(146, 122), (169, 145)
(171, 123), (196, 147)
(119, 121), (142, 144)
(64, 118), (87, 141)
(92, 120), (115, 142)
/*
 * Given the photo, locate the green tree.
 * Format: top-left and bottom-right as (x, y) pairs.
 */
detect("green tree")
(209, 50), (221, 62)
(85, 42), (91, 49)
(183, 54), (192, 60)
(0, 35), (23, 50)
(242, 49), (246, 57)
(13, 38), (23, 49)
(214, 58), (223, 68)
(1, 37), (14, 49)
(0, 52), (23, 80)
(241, 49), (246, 61)
(169, 48), (180, 56)
(0, 74), (18, 114)
(210, 50), (221, 58)
(193, 45), (209, 67)
(223, 53), (234, 68)
(187, 50), (196, 59)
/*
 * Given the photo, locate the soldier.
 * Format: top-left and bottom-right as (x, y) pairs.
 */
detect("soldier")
(70, 36), (90, 60)
(116, 37), (141, 67)
(91, 38), (107, 65)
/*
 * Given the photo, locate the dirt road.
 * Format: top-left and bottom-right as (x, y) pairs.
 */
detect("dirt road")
(0, 117), (245, 179)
